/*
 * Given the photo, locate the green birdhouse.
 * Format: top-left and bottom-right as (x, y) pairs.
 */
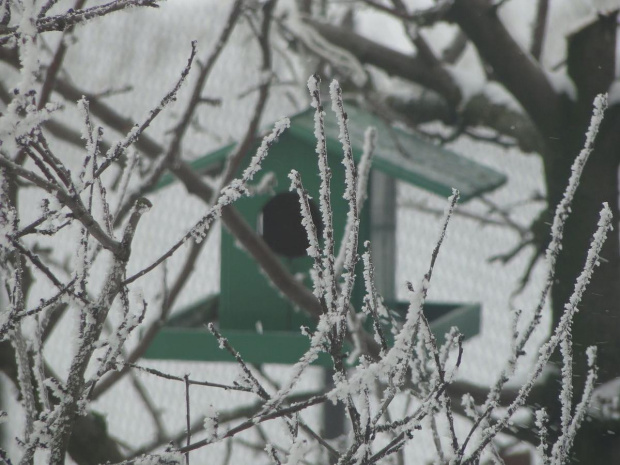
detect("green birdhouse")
(144, 104), (506, 365)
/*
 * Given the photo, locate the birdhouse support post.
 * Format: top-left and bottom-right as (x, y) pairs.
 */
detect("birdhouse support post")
(369, 169), (396, 305)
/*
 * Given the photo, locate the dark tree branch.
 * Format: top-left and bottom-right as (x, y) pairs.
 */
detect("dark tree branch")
(400, 199), (528, 236)
(0, 155), (125, 258)
(387, 0), (445, 71)
(38, 0), (87, 108)
(220, 0), (275, 184)
(461, 94), (544, 153)
(383, 91), (545, 154)
(530, 0), (549, 61)
(361, 0), (453, 25)
(446, 0), (562, 139)
(305, 18), (462, 106)
(567, 11), (618, 114)
(442, 29), (468, 64)
(0, 0), (161, 45)
(165, 0), (244, 170)
(301, 17), (547, 154)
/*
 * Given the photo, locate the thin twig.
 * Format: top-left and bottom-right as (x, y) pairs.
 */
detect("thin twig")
(184, 374), (191, 465)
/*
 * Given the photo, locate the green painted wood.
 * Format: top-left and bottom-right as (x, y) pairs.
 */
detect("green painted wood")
(143, 103), (493, 364)
(152, 105), (507, 201)
(288, 105), (506, 201)
(219, 130), (370, 333)
(143, 300), (480, 364)
(143, 328), (333, 366)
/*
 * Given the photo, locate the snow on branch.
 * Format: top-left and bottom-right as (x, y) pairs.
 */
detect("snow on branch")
(457, 95), (610, 450)
(460, 95), (612, 464)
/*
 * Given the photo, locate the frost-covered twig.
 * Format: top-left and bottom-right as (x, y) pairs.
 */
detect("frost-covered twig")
(458, 94), (609, 460)
(330, 81), (362, 339)
(207, 323), (270, 400)
(308, 74), (337, 313)
(94, 294), (146, 379)
(96, 40), (198, 179)
(0, 0), (162, 46)
(463, 203), (613, 463)
(334, 126), (376, 277)
(0, 155), (126, 257)
(515, 94), (607, 360)
(219, 0), (275, 186)
(289, 170), (324, 298)
(361, 245), (390, 355)
(550, 347), (598, 464)
(178, 395), (328, 454)
(47, 197), (151, 465)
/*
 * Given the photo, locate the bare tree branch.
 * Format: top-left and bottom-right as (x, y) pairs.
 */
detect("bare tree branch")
(442, 29), (469, 64)
(361, 0), (453, 25)
(38, 0), (87, 108)
(300, 17), (547, 154)
(220, 0), (276, 185)
(0, 155), (125, 257)
(47, 198), (151, 464)
(530, 0), (549, 61)
(304, 17), (462, 106)
(446, 0), (562, 139)
(0, 0), (161, 45)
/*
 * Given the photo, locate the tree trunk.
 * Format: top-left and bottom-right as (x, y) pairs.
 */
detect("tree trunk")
(546, 106), (620, 464)
(541, 14), (620, 464)
(550, 106), (620, 387)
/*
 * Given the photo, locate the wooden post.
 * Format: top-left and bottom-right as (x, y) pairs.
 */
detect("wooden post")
(370, 170), (396, 304)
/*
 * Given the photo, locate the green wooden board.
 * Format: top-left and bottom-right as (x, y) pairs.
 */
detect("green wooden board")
(143, 301), (480, 365)
(152, 104), (507, 202)
(289, 105), (506, 201)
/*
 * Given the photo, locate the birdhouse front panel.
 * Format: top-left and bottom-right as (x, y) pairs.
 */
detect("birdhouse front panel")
(220, 130), (371, 333)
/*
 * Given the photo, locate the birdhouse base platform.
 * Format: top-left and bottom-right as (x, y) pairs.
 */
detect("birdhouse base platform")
(142, 300), (480, 366)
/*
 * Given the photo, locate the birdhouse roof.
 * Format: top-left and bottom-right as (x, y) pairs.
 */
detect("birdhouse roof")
(156, 105), (507, 202)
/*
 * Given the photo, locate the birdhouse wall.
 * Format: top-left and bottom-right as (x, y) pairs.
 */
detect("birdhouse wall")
(220, 131), (371, 332)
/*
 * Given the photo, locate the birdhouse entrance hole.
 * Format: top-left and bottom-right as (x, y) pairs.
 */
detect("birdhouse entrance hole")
(258, 192), (323, 258)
